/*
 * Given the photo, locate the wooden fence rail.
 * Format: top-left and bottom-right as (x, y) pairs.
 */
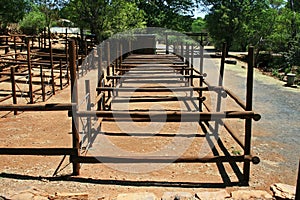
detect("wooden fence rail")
(0, 35), (261, 186)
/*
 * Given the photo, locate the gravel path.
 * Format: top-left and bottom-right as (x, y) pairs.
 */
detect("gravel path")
(194, 53), (300, 187)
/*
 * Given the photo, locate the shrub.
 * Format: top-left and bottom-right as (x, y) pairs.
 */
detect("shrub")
(19, 10), (46, 35)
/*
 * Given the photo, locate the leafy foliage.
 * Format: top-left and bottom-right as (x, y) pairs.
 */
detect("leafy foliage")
(0, 0), (28, 31)
(63, 0), (146, 41)
(135, 0), (196, 31)
(191, 17), (206, 33)
(19, 8), (47, 34)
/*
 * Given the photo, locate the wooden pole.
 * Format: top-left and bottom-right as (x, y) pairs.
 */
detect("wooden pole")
(14, 36), (17, 60)
(44, 27), (47, 49)
(165, 33), (169, 54)
(40, 65), (45, 102)
(243, 46), (254, 184)
(38, 37), (41, 49)
(85, 80), (91, 143)
(180, 42), (184, 60)
(106, 42), (111, 102)
(216, 42), (227, 112)
(59, 59), (63, 90)
(185, 44), (190, 78)
(69, 39), (80, 175)
(191, 43), (194, 87)
(27, 38), (34, 104)
(120, 43), (123, 70)
(200, 44), (204, 75)
(97, 45), (103, 111)
(199, 44), (205, 111)
(49, 42), (55, 95)
(10, 67), (17, 115)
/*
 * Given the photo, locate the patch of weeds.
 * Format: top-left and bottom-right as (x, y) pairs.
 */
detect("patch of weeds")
(231, 147), (242, 155)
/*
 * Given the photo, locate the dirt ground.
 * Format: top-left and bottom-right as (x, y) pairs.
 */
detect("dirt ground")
(0, 55), (297, 199)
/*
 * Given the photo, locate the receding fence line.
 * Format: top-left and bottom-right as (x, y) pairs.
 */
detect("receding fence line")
(0, 36), (261, 186)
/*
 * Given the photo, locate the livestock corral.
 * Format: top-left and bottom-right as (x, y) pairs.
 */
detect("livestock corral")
(0, 31), (296, 199)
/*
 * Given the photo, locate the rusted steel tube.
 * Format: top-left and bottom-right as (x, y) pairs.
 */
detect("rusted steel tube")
(10, 67), (17, 115)
(96, 86), (222, 92)
(50, 42), (55, 95)
(69, 39), (80, 176)
(71, 155), (260, 164)
(224, 87), (247, 110)
(243, 46), (255, 183)
(27, 38), (34, 104)
(59, 60), (63, 90)
(106, 75), (203, 79)
(40, 65), (46, 102)
(75, 110), (260, 121)
(0, 103), (74, 111)
(0, 148), (76, 156)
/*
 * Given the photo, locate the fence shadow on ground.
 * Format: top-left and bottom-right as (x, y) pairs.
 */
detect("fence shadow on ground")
(0, 172), (244, 188)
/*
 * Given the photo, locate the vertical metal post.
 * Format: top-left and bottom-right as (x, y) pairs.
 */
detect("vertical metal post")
(31, 37), (34, 48)
(38, 37), (41, 49)
(10, 67), (17, 115)
(191, 43), (194, 67)
(85, 80), (91, 143)
(48, 27), (51, 49)
(69, 39), (80, 175)
(75, 40), (79, 74)
(120, 43), (123, 70)
(165, 33), (169, 54)
(106, 42), (111, 101)
(50, 42), (55, 95)
(59, 59), (63, 90)
(43, 27), (47, 49)
(40, 65), (45, 102)
(97, 45), (103, 111)
(185, 44), (190, 77)
(27, 39), (34, 104)
(65, 38), (69, 86)
(173, 43), (176, 54)
(199, 76), (203, 112)
(14, 36), (17, 60)
(200, 45), (204, 75)
(180, 42), (184, 60)
(243, 46), (254, 184)
(191, 43), (194, 87)
(215, 42), (226, 112)
(218, 42), (226, 88)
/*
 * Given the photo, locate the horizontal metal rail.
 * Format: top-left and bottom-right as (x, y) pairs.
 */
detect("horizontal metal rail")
(74, 110), (261, 121)
(71, 155), (260, 164)
(0, 148), (77, 155)
(106, 75), (203, 79)
(0, 103), (74, 111)
(96, 86), (222, 92)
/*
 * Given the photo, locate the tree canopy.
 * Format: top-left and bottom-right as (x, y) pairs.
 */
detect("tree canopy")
(0, 0), (28, 31)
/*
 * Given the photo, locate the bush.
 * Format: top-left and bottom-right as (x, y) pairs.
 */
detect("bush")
(19, 10), (46, 35)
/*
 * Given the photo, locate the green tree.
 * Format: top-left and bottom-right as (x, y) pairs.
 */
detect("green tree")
(134, 0), (196, 31)
(63, 0), (146, 42)
(191, 17), (206, 33)
(31, 0), (68, 29)
(0, 0), (28, 31)
(205, 0), (271, 52)
(19, 8), (47, 34)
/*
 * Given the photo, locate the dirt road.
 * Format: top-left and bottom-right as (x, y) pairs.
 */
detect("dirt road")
(194, 54), (300, 188)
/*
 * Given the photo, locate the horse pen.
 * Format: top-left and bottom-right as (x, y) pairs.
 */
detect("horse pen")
(0, 32), (284, 199)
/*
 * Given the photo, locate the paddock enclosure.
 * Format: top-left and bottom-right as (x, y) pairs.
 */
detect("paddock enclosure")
(0, 32), (261, 186)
